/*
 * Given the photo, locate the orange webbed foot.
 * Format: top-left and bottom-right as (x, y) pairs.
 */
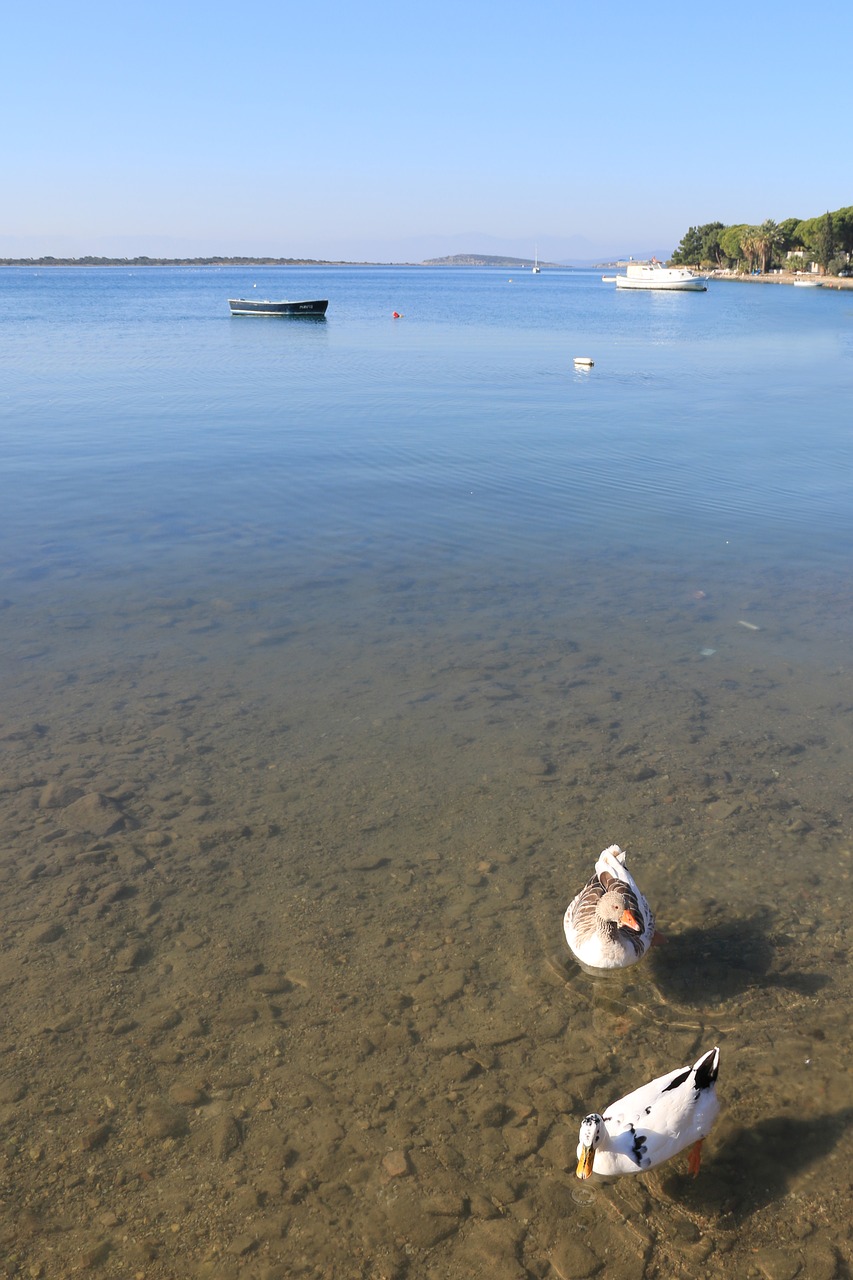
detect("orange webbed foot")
(687, 1138), (704, 1176)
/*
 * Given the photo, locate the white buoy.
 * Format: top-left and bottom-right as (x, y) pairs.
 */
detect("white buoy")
(573, 356), (594, 366)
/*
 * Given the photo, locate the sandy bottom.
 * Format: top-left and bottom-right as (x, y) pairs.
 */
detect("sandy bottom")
(1, 551), (851, 1280)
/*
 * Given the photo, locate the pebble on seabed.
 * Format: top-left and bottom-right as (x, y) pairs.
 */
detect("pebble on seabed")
(550, 1235), (602, 1279)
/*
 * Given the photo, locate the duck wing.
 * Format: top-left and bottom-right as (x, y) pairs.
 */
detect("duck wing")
(605, 1049), (721, 1133)
(565, 874), (605, 945)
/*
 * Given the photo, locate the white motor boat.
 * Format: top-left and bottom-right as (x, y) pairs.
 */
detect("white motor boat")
(615, 260), (706, 291)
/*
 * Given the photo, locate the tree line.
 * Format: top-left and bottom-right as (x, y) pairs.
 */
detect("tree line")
(670, 206), (853, 275)
(0, 256), (337, 267)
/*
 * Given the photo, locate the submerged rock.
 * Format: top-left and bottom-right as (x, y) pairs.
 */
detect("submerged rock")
(63, 792), (125, 837)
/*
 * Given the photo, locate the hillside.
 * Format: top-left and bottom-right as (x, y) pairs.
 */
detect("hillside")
(422, 253), (561, 268)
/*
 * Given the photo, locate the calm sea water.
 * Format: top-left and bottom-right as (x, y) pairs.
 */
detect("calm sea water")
(1, 266), (852, 1279)
(3, 265), (852, 584)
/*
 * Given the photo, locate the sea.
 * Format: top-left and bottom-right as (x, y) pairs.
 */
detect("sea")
(1, 265), (851, 1279)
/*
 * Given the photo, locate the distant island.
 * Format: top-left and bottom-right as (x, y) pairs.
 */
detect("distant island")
(422, 253), (564, 268)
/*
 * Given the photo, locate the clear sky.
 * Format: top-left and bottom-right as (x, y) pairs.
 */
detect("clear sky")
(3, 0), (850, 262)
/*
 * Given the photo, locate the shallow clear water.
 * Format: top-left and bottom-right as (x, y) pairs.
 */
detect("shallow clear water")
(0, 266), (851, 1279)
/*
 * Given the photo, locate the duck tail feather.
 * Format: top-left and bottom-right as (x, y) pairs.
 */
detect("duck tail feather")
(595, 845), (627, 879)
(693, 1047), (720, 1090)
(599, 843), (626, 863)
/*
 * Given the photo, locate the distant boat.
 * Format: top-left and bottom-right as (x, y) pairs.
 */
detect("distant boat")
(532, 246), (541, 274)
(614, 260), (706, 292)
(793, 278), (822, 288)
(228, 298), (328, 316)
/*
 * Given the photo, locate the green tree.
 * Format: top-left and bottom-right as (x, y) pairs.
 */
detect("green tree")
(778, 217), (802, 252)
(814, 211), (835, 272)
(672, 221), (725, 265)
(719, 224), (749, 267)
(754, 219), (784, 273)
(674, 207), (853, 273)
(700, 222), (725, 265)
(671, 226), (703, 263)
(735, 227), (762, 273)
(832, 206), (853, 257)
(795, 217), (820, 257)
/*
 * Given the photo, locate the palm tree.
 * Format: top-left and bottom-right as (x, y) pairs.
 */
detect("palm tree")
(739, 229), (759, 273)
(755, 219), (783, 274)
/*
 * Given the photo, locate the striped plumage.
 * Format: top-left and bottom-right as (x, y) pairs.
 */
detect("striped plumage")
(563, 844), (655, 970)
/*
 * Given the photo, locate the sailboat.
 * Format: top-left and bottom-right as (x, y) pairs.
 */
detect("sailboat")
(532, 245), (541, 274)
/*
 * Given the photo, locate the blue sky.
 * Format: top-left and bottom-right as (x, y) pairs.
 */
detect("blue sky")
(3, 0), (850, 261)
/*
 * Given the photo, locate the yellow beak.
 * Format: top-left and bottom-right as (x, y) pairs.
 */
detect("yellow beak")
(576, 1145), (595, 1180)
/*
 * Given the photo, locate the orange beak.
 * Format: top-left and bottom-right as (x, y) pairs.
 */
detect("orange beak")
(620, 908), (641, 931)
(576, 1145), (595, 1180)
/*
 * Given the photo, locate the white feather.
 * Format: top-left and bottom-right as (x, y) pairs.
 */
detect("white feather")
(577, 1048), (721, 1179)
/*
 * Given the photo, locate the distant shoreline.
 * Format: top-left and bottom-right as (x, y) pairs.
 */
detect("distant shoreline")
(0, 255), (568, 270)
(0, 257), (375, 268)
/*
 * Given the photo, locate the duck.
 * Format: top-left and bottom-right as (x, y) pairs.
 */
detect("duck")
(576, 1046), (721, 1180)
(563, 844), (655, 969)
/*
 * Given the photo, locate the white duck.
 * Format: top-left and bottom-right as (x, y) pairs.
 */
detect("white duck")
(576, 1046), (721, 1180)
(563, 844), (656, 969)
